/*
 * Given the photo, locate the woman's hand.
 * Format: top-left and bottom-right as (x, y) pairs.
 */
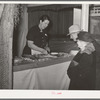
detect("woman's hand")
(28, 40), (48, 55)
(41, 49), (48, 54)
(44, 46), (50, 53)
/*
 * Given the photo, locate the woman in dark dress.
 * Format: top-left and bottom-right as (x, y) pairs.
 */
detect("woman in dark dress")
(22, 15), (51, 56)
(67, 32), (96, 90)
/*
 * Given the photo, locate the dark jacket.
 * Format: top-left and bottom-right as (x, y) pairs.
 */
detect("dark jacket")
(67, 51), (96, 90)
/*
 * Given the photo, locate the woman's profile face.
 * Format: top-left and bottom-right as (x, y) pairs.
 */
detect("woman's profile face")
(77, 40), (87, 51)
(40, 19), (50, 30)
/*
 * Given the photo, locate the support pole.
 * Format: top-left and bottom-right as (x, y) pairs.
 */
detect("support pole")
(81, 4), (89, 31)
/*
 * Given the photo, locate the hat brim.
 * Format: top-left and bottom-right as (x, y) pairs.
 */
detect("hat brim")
(67, 32), (76, 36)
(67, 30), (81, 36)
(67, 33), (70, 36)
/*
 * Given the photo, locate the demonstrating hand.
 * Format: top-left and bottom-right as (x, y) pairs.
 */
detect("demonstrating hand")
(44, 47), (50, 53)
(41, 49), (48, 54)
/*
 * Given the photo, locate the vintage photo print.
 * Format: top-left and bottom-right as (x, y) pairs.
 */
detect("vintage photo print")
(0, 0), (100, 98)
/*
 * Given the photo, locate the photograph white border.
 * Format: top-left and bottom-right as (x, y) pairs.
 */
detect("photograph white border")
(0, 1), (100, 98)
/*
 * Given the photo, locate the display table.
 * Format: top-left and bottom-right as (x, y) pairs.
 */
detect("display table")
(13, 55), (73, 90)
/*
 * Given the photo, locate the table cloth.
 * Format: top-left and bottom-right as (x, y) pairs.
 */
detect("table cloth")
(13, 55), (73, 90)
(13, 61), (71, 90)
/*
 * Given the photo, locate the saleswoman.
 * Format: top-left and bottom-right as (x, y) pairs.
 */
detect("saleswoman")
(22, 15), (51, 56)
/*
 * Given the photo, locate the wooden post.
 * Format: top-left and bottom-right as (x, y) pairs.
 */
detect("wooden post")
(81, 4), (89, 31)
(17, 5), (28, 57)
(0, 4), (15, 89)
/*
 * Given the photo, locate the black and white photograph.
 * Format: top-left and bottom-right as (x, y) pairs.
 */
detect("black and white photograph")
(1, 1), (100, 95)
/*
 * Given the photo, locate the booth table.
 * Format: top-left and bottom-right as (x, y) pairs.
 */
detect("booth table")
(13, 55), (73, 90)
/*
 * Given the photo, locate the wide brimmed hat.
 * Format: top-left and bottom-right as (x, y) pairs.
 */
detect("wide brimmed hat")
(68, 24), (81, 35)
(78, 31), (93, 42)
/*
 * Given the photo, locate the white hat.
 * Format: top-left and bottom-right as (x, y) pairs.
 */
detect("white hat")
(68, 24), (81, 35)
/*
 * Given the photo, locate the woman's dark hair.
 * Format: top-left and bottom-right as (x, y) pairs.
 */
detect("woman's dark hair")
(39, 15), (50, 22)
(39, 15), (52, 31)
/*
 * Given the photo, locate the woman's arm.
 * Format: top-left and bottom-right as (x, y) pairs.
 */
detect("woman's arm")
(27, 40), (48, 54)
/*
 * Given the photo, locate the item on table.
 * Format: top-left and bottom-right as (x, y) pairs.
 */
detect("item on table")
(34, 54), (57, 59)
(38, 58), (48, 62)
(51, 52), (68, 57)
(23, 54), (36, 60)
(44, 54), (57, 58)
(50, 52), (58, 55)
(50, 52), (59, 56)
(23, 57), (35, 62)
(14, 57), (24, 64)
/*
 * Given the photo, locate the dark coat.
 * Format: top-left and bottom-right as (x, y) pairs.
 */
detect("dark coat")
(67, 51), (96, 90)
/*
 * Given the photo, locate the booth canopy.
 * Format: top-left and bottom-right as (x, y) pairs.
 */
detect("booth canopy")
(27, 4), (82, 12)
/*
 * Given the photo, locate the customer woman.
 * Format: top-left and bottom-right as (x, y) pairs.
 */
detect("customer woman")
(67, 32), (96, 90)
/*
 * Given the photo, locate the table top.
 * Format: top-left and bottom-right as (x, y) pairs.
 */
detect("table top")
(13, 54), (74, 72)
